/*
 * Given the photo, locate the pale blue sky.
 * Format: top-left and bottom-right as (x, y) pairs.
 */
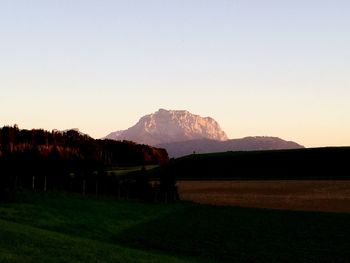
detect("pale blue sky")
(1, 1), (349, 147)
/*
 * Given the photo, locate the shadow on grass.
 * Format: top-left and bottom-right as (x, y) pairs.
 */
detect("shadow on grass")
(114, 204), (350, 263)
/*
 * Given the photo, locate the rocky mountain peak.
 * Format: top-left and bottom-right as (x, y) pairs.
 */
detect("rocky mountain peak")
(104, 109), (228, 145)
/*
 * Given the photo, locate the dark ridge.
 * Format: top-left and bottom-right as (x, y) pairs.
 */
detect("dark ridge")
(155, 147), (350, 180)
(158, 136), (304, 158)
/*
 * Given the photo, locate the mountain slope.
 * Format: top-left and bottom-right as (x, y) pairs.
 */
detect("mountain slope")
(104, 109), (304, 157)
(158, 137), (304, 158)
(104, 109), (228, 145)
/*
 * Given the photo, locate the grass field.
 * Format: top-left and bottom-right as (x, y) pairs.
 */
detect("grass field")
(1, 191), (350, 262)
(105, 165), (159, 176)
(0, 192), (197, 263)
(177, 180), (350, 212)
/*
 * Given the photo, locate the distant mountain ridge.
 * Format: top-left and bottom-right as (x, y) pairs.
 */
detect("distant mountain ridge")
(104, 109), (304, 157)
(104, 109), (228, 145)
(158, 136), (304, 158)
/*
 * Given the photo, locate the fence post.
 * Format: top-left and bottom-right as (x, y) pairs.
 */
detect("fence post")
(82, 180), (86, 196)
(14, 175), (18, 190)
(44, 176), (47, 192)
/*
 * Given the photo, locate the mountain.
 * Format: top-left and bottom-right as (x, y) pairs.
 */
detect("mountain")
(104, 109), (228, 145)
(158, 137), (304, 158)
(105, 130), (124, 140)
(104, 109), (304, 158)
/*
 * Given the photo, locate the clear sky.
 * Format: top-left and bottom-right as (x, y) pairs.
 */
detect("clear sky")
(1, 0), (349, 147)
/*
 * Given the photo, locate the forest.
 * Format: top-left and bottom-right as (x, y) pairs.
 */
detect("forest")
(0, 125), (176, 202)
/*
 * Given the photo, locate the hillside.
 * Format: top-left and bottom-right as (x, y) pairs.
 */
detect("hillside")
(158, 136), (304, 157)
(1, 191), (350, 263)
(157, 147), (350, 180)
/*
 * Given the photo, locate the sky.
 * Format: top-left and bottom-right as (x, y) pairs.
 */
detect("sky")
(0, 0), (349, 147)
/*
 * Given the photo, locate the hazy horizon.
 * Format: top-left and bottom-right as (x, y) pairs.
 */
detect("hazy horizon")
(1, 1), (349, 148)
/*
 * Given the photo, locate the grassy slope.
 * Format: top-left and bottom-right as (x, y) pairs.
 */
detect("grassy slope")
(0, 220), (195, 263)
(1, 192), (350, 263)
(0, 192), (202, 263)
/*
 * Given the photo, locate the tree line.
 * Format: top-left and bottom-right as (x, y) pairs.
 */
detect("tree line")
(0, 125), (178, 202)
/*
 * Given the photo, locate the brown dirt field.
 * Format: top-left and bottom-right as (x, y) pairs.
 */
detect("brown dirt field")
(177, 180), (350, 212)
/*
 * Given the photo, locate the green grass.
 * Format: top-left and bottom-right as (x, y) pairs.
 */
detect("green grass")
(1, 191), (350, 262)
(116, 205), (350, 263)
(0, 219), (195, 263)
(0, 192), (201, 263)
(105, 165), (159, 176)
